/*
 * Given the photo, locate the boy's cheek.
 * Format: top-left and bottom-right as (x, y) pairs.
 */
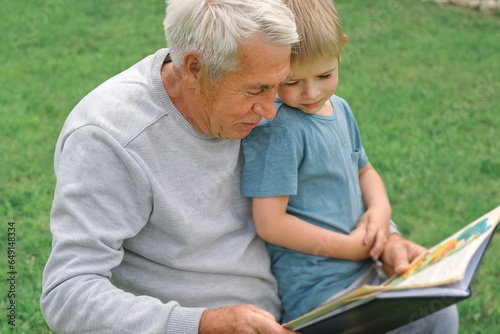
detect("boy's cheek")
(277, 87), (296, 105)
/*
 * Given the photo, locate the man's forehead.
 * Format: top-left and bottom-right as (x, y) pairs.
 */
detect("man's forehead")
(241, 68), (292, 90)
(226, 39), (291, 90)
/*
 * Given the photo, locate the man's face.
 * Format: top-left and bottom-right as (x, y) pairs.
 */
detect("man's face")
(195, 36), (291, 139)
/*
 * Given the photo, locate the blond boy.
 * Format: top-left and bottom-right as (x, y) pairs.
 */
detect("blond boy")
(242, 1), (458, 331)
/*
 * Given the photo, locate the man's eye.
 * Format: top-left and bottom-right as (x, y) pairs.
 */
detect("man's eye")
(248, 90), (263, 95)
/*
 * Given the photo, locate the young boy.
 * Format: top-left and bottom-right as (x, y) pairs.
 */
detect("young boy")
(241, 0), (392, 322)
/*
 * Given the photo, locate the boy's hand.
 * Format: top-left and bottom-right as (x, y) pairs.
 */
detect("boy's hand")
(350, 222), (374, 245)
(344, 223), (374, 261)
(356, 211), (389, 261)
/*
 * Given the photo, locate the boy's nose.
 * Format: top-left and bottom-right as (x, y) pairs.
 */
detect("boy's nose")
(303, 84), (320, 99)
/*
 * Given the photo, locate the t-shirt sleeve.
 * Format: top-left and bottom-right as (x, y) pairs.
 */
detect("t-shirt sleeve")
(241, 125), (303, 198)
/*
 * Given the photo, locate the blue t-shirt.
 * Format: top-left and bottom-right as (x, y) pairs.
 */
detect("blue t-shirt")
(241, 95), (372, 322)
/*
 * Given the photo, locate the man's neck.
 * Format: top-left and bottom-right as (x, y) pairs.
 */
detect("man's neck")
(160, 62), (206, 135)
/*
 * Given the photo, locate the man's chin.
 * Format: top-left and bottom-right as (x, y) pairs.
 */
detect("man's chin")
(229, 131), (252, 140)
(226, 124), (258, 139)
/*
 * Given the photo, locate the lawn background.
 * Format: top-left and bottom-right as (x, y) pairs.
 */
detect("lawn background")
(1, 0), (498, 332)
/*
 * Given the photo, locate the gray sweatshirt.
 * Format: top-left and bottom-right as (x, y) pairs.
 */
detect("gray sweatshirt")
(41, 48), (281, 334)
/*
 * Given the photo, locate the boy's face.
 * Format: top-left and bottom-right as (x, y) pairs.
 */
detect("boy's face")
(277, 56), (340, 115)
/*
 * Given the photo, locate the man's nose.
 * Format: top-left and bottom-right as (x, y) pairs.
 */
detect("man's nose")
(252, 102), (276, 120)
(252, 92), (277, 120)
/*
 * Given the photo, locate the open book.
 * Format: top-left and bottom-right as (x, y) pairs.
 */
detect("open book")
(284, 205), (500, 334)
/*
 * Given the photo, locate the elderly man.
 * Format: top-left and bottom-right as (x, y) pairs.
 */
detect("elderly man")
(41, 0), (450, 333)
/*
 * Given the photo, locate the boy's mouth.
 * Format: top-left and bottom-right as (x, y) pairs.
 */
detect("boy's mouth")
(301, 100), (321, 109)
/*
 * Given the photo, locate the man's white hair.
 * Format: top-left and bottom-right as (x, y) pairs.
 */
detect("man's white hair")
(164, 0), (299, 82)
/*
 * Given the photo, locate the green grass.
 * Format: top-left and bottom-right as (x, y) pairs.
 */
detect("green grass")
(335, 1), (500, 332)
(1, 0), (498, 332)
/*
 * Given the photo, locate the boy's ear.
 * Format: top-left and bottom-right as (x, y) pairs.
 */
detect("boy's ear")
(182, 51), (203, 87)
(339, 34), (348, 63)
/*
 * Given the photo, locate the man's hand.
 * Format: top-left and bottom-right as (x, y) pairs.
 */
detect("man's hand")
(380, 234), (427, 277)
(199, 305), (297, 334)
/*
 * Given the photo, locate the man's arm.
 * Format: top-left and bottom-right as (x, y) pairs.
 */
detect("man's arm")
(41, 127), (203, 333)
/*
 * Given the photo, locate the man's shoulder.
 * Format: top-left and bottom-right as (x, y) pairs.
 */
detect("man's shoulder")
(60, 49), (170, 146)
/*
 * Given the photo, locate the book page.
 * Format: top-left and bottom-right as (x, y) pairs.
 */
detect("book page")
(284, 206), (500, 330)
(385, 235), (485, 288)
(383, 206), (500, 289)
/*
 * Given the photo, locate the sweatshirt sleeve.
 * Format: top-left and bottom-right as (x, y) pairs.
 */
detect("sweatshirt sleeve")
(40, 125), (205, 333)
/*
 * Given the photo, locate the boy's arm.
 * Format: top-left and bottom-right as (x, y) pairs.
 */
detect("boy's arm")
(252, 195), (373, 261)
(357, 162), (392, 260)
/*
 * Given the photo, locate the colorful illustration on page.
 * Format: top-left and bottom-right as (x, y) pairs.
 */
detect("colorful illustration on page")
(386, 218), (491, 287)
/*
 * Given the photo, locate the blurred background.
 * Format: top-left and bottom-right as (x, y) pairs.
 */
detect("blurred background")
(1, 0), (498, 332)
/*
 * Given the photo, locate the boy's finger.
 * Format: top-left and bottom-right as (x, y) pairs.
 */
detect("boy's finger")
(362, 220), (378, 245)
(369, 232), (386, 260)
(355, 215), (368, 229)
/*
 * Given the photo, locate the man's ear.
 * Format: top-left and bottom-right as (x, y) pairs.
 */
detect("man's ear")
(339, 34), (348, 63)
(182, 51), (203, 87)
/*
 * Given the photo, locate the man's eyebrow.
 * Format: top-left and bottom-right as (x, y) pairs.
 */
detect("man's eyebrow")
(247, 71), (293, 90)
(247, 84), (275, 91)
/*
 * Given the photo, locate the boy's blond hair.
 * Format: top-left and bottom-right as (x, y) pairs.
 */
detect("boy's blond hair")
(283, 0), (344, 67)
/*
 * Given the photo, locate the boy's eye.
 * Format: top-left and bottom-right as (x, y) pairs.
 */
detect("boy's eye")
(283, 81), (299, 86)
(319, 73), (332, 79)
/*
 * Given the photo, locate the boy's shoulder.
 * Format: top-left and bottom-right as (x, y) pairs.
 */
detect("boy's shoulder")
(273, 97), (309, 113)
(330, 94), (348, 103)
(253, 98), (305, 127)
(330, 95), (357, 122)
(330, 94), (351, 111)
